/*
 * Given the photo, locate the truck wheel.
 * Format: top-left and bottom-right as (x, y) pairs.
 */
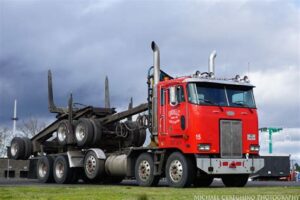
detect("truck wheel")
(75, 118), (94, 147)
(10, 137), (25, 160)
(194, 176), (214, 187)
(23, 137), (32, 159)
(222, 174), (249, 187)
(53, 155), (73, 184)
(135, 153), (160, 187)
(83, 151), (105, 182)
(57, 120), (72, 146)
(37, 156), (54, 183)
(165, 152), (196, 188)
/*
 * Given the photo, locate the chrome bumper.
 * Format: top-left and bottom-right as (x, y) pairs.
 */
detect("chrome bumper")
(196, 158), (264, 174)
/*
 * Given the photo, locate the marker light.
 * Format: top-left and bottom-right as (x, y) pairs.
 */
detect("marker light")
(250, 145), (260, 152)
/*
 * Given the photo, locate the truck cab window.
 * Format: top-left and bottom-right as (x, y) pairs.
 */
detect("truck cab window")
(160, 89), (165, 106)
(176, 86), (185, 103)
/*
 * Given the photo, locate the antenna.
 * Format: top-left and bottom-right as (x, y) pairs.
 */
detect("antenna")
(12, 99), (18, 137)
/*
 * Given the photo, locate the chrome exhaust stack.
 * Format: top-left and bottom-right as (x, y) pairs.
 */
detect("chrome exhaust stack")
(209, 50), (217, 76)
(150, 41), (160, 139)
(151, 41), (160, 85)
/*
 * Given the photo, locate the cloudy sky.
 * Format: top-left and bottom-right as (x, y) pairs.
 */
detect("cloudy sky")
(0, 0), (299, 161)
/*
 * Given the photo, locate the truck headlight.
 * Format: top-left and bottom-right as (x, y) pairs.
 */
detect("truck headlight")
(198, 144), (211, 151)
(250, 145), (260, 152)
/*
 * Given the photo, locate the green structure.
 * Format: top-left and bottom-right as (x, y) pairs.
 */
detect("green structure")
(259, 127), (283, 154)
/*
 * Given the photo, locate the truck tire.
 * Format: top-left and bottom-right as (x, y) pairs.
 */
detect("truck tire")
(135, 153), (160, 187)
(90, 119), (102, 146)
(37, 156), (54, 183)
(137, 128), (146, 147)
(75, 118), (94, 147)
(194, 176), (214, 187)
(23, 137), (32, 159)
(57, 120), (73, 146)
(10, 137), (25, 160)
(221, 174), (249, 187)
(53, 155), (74, 184)
(165, 152), (196, 188)
(83, 151), (105, 182)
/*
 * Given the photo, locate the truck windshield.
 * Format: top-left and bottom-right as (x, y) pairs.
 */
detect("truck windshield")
(187, 83), (256, 108)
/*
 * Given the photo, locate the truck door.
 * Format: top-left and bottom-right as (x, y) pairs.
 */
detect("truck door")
(165, 85), (187, 136)
(159, 87), (167, 135)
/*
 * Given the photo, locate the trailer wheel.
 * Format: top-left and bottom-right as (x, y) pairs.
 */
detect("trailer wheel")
(90, 119), (102, 146)
(23, 137), (32, 159)
(165, 152), (196, 188)
(53, 155), (73, 184)
(135, 153), (160, 187)
(194, 176), (214, 187)
(37, 156), (54, 183)
(57, 120), (72, 146)
(10, 137), (25, 160)
(75, 118), (94, 147)
(83, 151), (105, 181)
(221, 174), (249, 187)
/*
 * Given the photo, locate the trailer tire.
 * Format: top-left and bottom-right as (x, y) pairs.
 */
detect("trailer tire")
(83, 151), (105, 181)
(37, 156), (54, 183)
(221, 174), (249, 187)
(75, 118), (94, 147)
(165, 152), (196, 188)
(10, 137), (25, 160)
(135, 153), (160, 187)
(194, 176), (214, 187)
(23, 137), (32, 159)
(57, 120), (73, 146)
(137, 128), (146, 147)
(90, 119), (102, 146)
(53, 155), (73, 184)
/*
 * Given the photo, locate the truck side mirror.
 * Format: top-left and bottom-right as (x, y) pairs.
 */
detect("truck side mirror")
(169, 86), (178, 106)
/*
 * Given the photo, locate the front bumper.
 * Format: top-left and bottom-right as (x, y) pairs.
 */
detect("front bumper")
(196, 158), (264, 174)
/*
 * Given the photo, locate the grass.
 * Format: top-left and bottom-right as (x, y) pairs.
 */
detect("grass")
(0, 185), (299, 200)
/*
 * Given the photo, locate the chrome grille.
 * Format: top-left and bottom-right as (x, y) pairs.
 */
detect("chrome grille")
(220, 120), (242, 158)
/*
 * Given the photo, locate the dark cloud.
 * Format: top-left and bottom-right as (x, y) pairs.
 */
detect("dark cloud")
(0, 0), (299, 130)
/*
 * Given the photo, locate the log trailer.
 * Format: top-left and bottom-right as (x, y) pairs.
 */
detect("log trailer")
(8, 42), (264, 187)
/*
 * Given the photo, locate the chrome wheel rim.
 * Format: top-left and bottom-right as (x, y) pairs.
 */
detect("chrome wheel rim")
(11, 143), (18, 157)
(85, 155), (97, 175)
(57, 125), (67, 143)
(75, 124), (86, 142)
(169, 160), (183, 183)
(138, 160), (151, 181)
(38, 161), (47, 178)
(55, 161), (64, 179)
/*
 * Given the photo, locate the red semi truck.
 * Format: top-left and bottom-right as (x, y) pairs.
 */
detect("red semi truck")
(9, 42), (264, 187)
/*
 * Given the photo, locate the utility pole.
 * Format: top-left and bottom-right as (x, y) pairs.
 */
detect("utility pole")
(12, 99), (18, 137)
(259, 127), (283, 154)
(8, 99), (18, 179)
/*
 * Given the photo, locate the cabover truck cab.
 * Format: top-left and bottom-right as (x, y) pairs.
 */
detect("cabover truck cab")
(8, 41), (264, 188)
